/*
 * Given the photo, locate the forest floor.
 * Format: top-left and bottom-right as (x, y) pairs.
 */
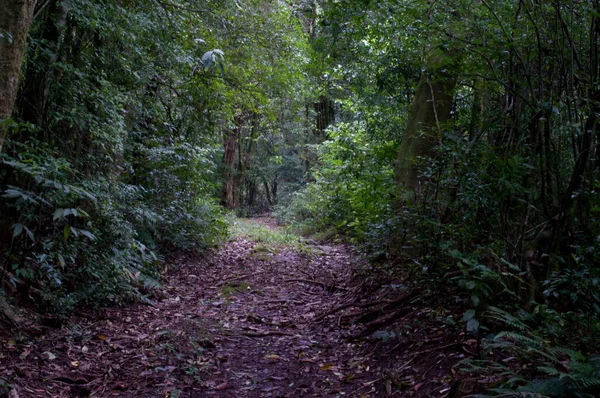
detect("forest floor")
(0, 218), (474, 397)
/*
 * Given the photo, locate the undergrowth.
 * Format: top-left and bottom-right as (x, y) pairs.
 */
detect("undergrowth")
(228, 216), (307, 250)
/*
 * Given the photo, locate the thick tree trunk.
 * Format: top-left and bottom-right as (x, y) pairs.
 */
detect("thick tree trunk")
(0, 0), (36, 153)
(19, 0), (71, 126)
(395, 75), (456, 189)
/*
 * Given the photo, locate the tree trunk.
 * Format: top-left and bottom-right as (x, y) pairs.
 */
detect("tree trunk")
(271, 178), (277, 204)
(221, 120), (241, 209)
(221, 112), (259, 209)
(0, 0), (36, 153)
(263, 178), (273, 206)
(19, 0), (71, 127)
(395, 74), (456, 189)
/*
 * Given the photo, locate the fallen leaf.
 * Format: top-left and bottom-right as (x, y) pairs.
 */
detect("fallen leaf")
(265, 354), (280, 361)
(43, 351), (56, 360)
(19, 349), (31, 359)
(168, 389), (182, 398)
(215, 381), (228, 390)
(363, 379), (379, 387)
(71, 361), (79, 367)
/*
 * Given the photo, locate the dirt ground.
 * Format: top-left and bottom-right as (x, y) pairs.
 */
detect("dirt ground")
(0, 220), (472, 397)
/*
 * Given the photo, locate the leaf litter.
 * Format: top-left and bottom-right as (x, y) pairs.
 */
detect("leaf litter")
(0, 218), (473, 397)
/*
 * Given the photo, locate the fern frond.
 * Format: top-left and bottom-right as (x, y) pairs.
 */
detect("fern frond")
(577, 376), (600, 389)
(495, 331), (545, 349)
(487, 307), (531, 332)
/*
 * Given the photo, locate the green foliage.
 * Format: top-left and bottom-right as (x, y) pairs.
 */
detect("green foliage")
(459, 307), (600, 398)
(277, 121), (396, 247)
(0, 0), (236, 313)
(272, 0), (600, 392)
(229, 217), (306, 248)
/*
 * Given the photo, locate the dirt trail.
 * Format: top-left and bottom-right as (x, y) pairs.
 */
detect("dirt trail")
(0, 222), (381, 397)
(1, 219), (468, 397)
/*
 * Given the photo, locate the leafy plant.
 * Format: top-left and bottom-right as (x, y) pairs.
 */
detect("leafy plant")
(458, 307), (600, 398)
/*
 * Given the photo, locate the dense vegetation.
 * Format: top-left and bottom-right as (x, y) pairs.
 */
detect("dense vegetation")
(0, 0), (313, 314)
(1, 0), (600, 396)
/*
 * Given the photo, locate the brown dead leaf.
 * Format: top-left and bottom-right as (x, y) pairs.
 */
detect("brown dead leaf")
(215, 381), (228, 390)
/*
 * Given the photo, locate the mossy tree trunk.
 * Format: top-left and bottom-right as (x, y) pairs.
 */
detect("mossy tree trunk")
(395, 73), (456, 189)
(0, 0), (36, 326)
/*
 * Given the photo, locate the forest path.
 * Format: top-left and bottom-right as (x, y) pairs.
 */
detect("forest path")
(1, 219), (384, 397)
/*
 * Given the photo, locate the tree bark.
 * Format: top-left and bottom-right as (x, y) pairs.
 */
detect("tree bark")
(221, 112), (259, 209)
(395, 74), (456, 189)
(221, 120), (241, 209)
(263, 178), (273, 206)
(0, 0), (36, 153)
(233, 112), (259, 193)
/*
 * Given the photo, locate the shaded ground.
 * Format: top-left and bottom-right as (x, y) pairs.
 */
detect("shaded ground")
(0, 219), (472, 397)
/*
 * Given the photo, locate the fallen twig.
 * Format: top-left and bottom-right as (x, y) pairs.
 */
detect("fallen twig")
(285, 278), (348, 292)
(316, 290), (415, 322)
(352, 308), (415, 339)
(239, 330), (294, 337)
(353, 290), (418, 325)
(262, 299), (307, 305)
(315, 299), (393, 322)
(410, 342), (462, 358)
(223, 271), (266, 283)
(349, 377), (382, 396)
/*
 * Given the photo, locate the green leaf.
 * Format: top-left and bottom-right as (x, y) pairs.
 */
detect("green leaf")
(53, 208), (65, 221)
(12, 223), (23, 238)
(24, 226), (34, 241)
(202, 51), (214, 69)
(79, 230), (97, 241)
(463, 309), (476, 321)
(3, 189), (22, 199)
(57, 253), (66, 268)
(63, 224), (71, 241)
(466, 319), (479, 333)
